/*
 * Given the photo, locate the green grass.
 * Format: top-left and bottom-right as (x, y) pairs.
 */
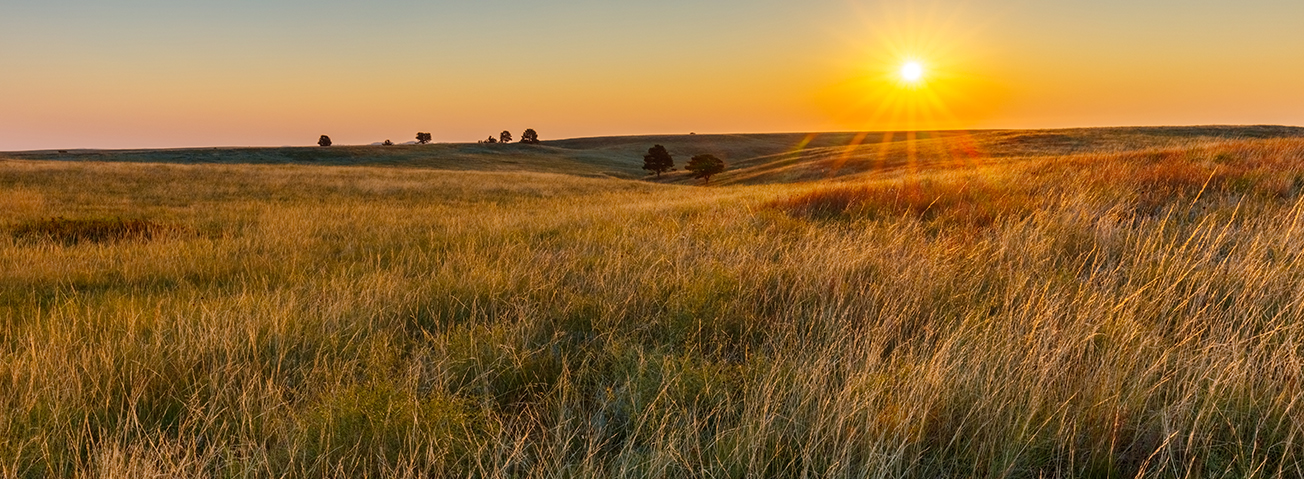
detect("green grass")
(3, 129), (1304, 477)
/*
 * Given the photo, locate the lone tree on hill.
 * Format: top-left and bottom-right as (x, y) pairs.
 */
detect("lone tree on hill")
(642, 144), (674, 177)
(500, 131), (513, 143)
(685, 154), (726, 184)
(382, 139), (393, 146)
(416, 132), (432, 145)
(318, 135), (332, 147)
(521, 129), (540, 144)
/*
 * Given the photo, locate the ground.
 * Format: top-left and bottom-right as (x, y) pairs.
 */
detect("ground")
(3, 126), (1304, 477)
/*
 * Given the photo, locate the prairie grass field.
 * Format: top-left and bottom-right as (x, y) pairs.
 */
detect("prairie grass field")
(4, 130), (1304, 477)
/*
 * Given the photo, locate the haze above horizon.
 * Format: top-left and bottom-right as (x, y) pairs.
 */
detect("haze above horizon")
(3, 0), (1302, 150)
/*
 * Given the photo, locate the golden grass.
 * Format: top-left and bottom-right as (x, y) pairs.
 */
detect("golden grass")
(3, 138), (1304, 477)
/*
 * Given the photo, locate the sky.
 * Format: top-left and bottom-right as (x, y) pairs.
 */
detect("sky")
(2, 0), (1302, 150)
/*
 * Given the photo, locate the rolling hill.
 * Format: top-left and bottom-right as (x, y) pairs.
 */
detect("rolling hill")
(6, 125), (1303, 186)
(6, 125), (1304, 477)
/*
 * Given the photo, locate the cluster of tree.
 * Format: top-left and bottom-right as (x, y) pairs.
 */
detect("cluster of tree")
(320, 132), (428, 147)
(642, 144), (726, 183)
(321, 130), (539, 147)
(479, 129), (541, 144)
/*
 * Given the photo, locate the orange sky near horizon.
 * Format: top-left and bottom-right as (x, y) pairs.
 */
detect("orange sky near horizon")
(2, 0), (1302, 150)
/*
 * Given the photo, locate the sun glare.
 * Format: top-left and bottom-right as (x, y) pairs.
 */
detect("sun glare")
(815, 2), (1005, 132)
(900, 61), (924, 83)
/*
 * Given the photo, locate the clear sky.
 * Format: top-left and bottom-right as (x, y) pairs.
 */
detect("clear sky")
(2, 0), (1302, 150)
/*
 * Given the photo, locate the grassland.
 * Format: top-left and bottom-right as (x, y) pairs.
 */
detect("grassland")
(4, 127), (1304, 477)
(12, 125), (1302, 184)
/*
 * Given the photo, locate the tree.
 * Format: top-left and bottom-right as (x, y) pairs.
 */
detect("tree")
(642, 144), (674, 177)
(685, 154), (726, 183)
(521, 129), (540, 144)
(416, 132), (432, 145)
(382, 139), (393, 146)
(318, 135), (332, 147)
(500, 131), (513, 143)
(483, 136), (498, 144)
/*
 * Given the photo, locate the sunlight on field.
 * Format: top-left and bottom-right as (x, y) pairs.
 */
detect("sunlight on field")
(4, 137), (1304, 477)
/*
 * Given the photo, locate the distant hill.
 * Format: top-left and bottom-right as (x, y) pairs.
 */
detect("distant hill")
(625, 125), (1304, 185)
(5, 125), (1302, 185)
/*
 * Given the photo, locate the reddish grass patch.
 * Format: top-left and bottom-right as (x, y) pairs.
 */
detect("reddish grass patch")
(1096, 145), (1304, 213)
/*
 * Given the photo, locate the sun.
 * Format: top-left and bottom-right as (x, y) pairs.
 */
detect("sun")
(816, 1), (1007, 132)
(900, 61), (924, 83)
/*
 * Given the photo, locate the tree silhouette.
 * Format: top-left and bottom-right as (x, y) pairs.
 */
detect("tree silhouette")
(642, 144), (674, 177)
(382, 139), (393, 146)
(500, 131), (513, 143)
(483, 136), (498, 144)
(416, 132), (432, 145)
(318, 135), (332, 147)
(521, 129), (540, 144)
(685, 154), (726, 183)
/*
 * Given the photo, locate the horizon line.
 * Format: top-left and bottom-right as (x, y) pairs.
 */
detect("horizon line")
(4, 123), (1303, 154)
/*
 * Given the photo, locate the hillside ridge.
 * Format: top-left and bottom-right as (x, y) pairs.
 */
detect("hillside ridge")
(5, 125), (1302, 185)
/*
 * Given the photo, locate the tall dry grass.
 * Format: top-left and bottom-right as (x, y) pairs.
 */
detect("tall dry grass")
(2, 138), (1304, 477)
